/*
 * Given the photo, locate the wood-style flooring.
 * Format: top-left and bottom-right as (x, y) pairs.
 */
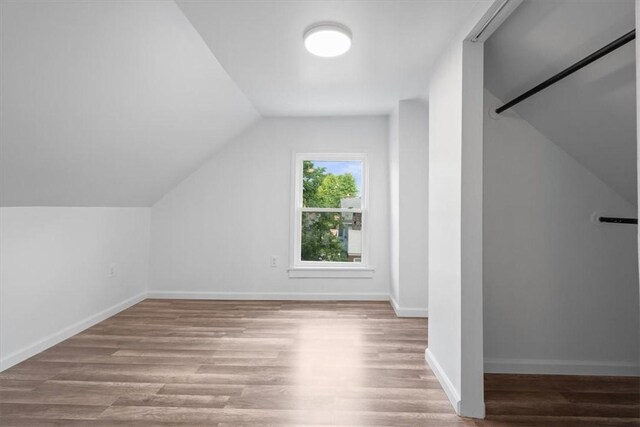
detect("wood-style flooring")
(481, 373), (639, 426)
(0, 299), (638, 426)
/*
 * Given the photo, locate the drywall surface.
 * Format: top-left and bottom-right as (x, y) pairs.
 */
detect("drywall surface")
(0, 207), (150, 370)
(428, 35), (463, 407)
(389, 108), (401, 305)
(176, 0), (490, 116)
(389, 100), (429, 316)
(459, 40), (486, 417)
(426, 15), (487, 417)
(483, 91), (640, 375)
(1, 0), (258, 206)
(636, 0), (639, 324)
(485, 0), (636, 204)
(150, 117), (391, 299)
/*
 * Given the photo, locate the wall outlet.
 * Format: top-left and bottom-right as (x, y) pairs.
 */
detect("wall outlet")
(108, 263), (116, 278)
(270, 255), (278, 268)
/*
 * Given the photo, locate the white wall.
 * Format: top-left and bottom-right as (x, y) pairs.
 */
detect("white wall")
(426, 5), (489, 417)
(389, 107), (401, 305)
(150, 117), (391, 299)
(427, 38), (463, 410)
(389, 100), (429, 317)
(0, 207), (150, 370)
(483, 91), (640, 376)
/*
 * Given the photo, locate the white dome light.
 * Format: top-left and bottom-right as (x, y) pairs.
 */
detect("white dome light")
(304, 23), (352, 57)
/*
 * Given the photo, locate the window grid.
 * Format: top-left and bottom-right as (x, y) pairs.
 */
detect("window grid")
(291, 153), (369, 269)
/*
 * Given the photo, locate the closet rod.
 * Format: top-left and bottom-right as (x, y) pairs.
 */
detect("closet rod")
(598, 216), (638, 225)
(495, 29), (636, 114)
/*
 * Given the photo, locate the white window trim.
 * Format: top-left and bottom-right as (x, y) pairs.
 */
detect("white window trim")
(287, 267), (375, 279)
(289, 152), (372, 278)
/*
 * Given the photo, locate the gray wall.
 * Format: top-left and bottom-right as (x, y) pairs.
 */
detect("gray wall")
(483, 90), (639, 376)
(426, 9), (489, 413)
(1, 207), (150, 370)
(389, 99), (429, 317)
(150, 117), (391, 299)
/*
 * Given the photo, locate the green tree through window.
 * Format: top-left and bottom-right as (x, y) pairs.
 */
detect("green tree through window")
(301, 161), (359, 262)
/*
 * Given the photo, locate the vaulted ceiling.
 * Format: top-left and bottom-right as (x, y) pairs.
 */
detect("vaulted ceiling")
(8, 1), (632, 208)
(176, 0), (491, 116)
(485, 0), (636, 205)
(1, 1), (259, 206)
(1, 0), (490, 206)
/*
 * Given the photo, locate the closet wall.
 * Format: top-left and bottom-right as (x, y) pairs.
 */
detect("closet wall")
(483, 91), (639, 375)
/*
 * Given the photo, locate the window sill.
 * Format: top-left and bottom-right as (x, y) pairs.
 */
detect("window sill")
(288, 267), (375, 279)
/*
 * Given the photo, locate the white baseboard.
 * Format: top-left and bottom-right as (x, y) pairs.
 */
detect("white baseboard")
(426, 348), (461, 414)
(0, 292), (146, 372)
(485, 358), (640, 377)
(147, 290), (390, 301)
(389, 294), (428, 318)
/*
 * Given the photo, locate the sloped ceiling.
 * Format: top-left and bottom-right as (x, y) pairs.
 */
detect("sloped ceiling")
(176, 0), (491, 116)
(485, 0), (636, 205)
(0, 1), (259, 207)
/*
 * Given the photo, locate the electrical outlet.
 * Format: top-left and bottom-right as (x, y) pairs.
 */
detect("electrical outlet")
(270, 255), (278, 268)
(108, 263), (116, 278)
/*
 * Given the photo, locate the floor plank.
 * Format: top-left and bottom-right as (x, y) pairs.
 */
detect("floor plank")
(481, 373), (640, 426)
(1, 299), (637, 426)
(1, 300), (459, 426)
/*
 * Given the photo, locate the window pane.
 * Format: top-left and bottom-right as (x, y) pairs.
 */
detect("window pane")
(301, 212), (362, 262)
(302, 160), (362, 208)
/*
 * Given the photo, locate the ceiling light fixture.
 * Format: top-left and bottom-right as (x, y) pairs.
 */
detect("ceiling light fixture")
(304, 23), (352, 57)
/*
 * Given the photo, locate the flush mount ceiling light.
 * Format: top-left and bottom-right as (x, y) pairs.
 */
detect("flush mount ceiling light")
(304, 23), (352, 57)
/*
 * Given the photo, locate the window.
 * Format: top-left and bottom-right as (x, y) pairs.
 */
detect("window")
(290, 153), (371, 276)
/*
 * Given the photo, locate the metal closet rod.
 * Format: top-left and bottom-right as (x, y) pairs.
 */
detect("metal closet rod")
(495, 29), (636, 114)
(598, 217), (638, 225)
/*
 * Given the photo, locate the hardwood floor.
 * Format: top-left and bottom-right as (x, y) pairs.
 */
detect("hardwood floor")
(0, 299), (638, 426)
(0, 299), (470, 426)
(481, 373), (640, 426)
